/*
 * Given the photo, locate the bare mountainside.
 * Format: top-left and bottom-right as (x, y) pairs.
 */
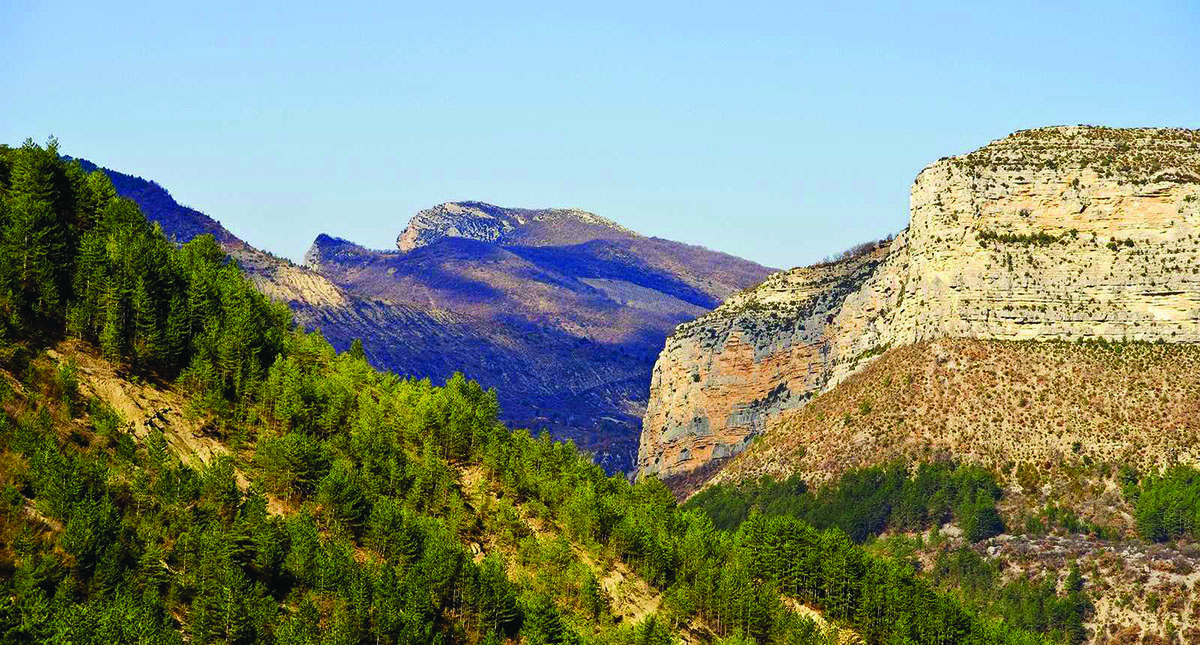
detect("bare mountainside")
(73, 161), (773, 471)
(714, 339), (1200, 509)
(639, 126), (1200, 482)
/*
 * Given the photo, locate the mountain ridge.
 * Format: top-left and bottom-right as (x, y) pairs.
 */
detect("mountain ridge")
(396, 200), (640, 252)
(73, 161), (773, 471)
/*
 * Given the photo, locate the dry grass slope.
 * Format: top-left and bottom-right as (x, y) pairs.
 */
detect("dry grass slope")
(715, 338), (1200, 527)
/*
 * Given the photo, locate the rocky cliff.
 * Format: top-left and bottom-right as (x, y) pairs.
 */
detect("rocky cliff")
(640, 126), (1200, 481)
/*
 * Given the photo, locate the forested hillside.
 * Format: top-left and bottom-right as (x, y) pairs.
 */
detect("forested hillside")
(71, 160), (773, 473)
(0, 139), (1061, 643)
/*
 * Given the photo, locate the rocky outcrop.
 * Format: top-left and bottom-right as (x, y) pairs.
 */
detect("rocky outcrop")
(637, 241), (894, 477)
(396, 201), (637, 252)
(640, 126), (1200, 480)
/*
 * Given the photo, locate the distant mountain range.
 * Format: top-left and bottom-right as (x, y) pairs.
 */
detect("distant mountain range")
(76, 160), (773, 470)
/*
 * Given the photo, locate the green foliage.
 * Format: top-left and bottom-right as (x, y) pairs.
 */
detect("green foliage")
(685, 461), (1002, 542)
(976, 230), (1063, 247)
(932, 548), (1091, 644)
(521, 593), (574, 644)
(471, 555), (522, 636)
(0, 138), (86, 339)
(1126, 465), (1200, 542)
(960, 490), (1005, 543)
(630, 614), (678, 645)
(255, 431), (330, 496)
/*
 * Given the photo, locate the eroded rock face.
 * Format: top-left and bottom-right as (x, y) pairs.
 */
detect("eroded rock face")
(640, 126), (1200, 480)
(637, 242), (893, 477)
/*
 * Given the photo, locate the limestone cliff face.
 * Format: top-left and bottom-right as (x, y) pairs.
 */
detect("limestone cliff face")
(637, 242), (894, 477)
(640, 126), (1200, 480)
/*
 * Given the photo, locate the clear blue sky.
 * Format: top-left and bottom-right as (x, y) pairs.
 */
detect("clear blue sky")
(3, 1), (1197, 269)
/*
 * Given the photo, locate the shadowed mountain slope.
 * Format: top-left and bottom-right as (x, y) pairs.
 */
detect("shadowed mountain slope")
(77, 161), (772, 471)
(303, 204), (774, 470)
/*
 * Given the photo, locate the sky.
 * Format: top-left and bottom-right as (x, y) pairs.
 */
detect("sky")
(2, 1), (1197, 269)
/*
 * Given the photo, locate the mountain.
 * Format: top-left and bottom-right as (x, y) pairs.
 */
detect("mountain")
(394, 201), (640, 251)
(631, 127), (1200, 640)
(73, 162), (774, 471)
(304, 204), (773, 470)
(638, 125), (1200, 484)
(0, 140), (1057, 644)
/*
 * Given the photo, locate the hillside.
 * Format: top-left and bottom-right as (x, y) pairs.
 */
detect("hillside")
(73, 163), (773, 472)
(712, 338), (1200, 519)
(0, 139), (1058, 644)
(639, 126), (1200, 482)
(684, 338), (1200, 642)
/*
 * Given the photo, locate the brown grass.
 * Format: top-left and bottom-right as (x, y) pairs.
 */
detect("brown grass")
(714, 338), (1200, 528)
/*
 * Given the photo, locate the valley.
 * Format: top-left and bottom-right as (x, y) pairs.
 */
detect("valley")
(6, 1), (1195, 642)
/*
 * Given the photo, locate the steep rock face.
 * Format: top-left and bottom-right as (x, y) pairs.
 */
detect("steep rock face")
(640, 126), (1200, 480)
(637, 241), (893, 478)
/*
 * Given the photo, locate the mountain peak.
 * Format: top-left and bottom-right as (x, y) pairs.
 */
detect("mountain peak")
(304, 233), (372, 269)
(396, 201), (638, 252)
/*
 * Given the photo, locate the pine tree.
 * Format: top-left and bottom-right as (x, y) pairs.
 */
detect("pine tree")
(348, 338), (366, 361)
(475, 555), (520, 635)
(522, 594), (566, 645)
(962, 490), (1004, 542)
(580, 568), (607, 621)
(818, 527), (861, 621)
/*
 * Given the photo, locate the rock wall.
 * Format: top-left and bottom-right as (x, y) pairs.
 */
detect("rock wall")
(639, 126), (1200, 480)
